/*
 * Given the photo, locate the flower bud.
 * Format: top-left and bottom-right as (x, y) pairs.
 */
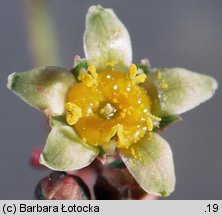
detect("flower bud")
(94, 167), (156, 200)
(35, 172), (90, 200)
(29, 147), (42, 168)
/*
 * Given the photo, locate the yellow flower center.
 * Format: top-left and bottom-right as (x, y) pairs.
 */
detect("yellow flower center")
(65, 64), (161, 153)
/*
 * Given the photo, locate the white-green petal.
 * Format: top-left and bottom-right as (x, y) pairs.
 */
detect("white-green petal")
(120, 132), (175, 197)
(7, 66), (75, 116)
(84, 5), (132, 72)
(143, 68), (218, 116)
(40, 126), (99, 171)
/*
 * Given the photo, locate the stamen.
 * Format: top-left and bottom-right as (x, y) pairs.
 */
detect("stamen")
(129, 64), (147, 84)
(146, 116), (153, 132)
(157, 71), (162, 80)
(88, 65), (98, 79)
(78, 65), (98, 87)
(129, 64), (137, 79)
(146, 113), (161, 132)
(116, 124), (129, 149)
(78, 73), (94, 87)
(132, 73), (147, 84)
(147, 113), (162, 122)
(65, 102), (82, 125)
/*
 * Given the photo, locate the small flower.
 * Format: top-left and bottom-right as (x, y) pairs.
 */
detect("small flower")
(7, 5), (217, 197)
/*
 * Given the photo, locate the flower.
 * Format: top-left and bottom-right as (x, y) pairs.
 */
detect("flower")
(7, 5), (217, 197)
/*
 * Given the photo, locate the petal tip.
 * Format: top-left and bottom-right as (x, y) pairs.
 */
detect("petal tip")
(7, 72), (16, 90)
(210, 76), (218, 93)
(39, 153), (47, 167)
(87, 5), (113, 16)
(88, 5), (103, 14)
(84, 5), (132, 71)
(200, 74), (218, 103)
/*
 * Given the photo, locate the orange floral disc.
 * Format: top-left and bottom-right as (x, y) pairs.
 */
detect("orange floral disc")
(65, 65), (160, 153)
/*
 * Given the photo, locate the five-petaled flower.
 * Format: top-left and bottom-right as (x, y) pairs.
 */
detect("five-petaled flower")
(7, 5), (217, 197)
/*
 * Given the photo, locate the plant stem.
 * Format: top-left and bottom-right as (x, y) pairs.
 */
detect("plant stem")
(22, 0), (60, 66)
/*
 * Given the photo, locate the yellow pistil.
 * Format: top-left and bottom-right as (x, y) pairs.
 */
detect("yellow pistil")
(65, 102), (82, 125)
(78, 65), (98, 87)
(100, 103), (116, 119)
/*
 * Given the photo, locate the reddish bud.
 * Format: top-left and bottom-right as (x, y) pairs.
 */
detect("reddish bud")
(94, 167), (157, 200)
(29, 147), (42, 168)
(35, 172), (91, 200)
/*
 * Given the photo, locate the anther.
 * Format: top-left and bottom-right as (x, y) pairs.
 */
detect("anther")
(129, 64), (137, 79)
(65, 102), (82, 125)
(146, 116), (153, 132)
(78, 65), (98, 87)
(128, 64), (147, 84)
(146, 113), (161, 132)
(132, 73), (147, 84)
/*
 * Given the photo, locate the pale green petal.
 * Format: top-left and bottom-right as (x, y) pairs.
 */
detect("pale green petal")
(40, 126), (99, 171)
(84, 5), (132, 71)
(143, 68), (218, 116)
(120, 132), (175, 197)
(7, 66), (75, 116)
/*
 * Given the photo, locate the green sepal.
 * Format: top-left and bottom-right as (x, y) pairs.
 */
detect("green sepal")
(50, 115), (67, 127)
(97, 146), (105, 155)
(70, 58), (88, 81)
(154, 115), (181, 131)
(106, 159), (126, 169)
(137, 64), (149, 75)
(137, 58), (150, 74)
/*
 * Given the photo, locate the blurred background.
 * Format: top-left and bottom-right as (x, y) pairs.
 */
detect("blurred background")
(0, 0), (221, 199)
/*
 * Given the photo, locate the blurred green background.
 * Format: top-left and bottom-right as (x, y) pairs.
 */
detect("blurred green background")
(0, 0), (221, 199)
